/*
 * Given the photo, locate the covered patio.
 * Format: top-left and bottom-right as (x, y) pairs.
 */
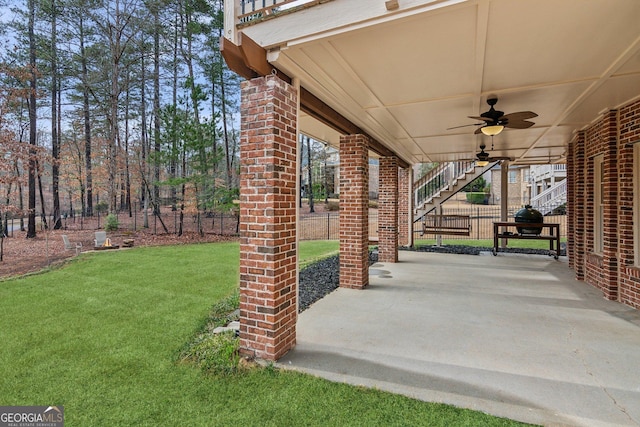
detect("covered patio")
(281, 251), (640, 427)
(223, 0), (640, 361)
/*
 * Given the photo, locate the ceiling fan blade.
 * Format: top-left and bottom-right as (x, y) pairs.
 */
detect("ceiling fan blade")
(447, 123), (484, 130)
(501, 111), (538, 121)
(504, 120), (535, 129)
(468, 115), (493, 123)
(474, 127), (484, 135)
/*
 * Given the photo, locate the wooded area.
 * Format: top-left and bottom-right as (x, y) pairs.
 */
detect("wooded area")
(0, 0), (242, 239)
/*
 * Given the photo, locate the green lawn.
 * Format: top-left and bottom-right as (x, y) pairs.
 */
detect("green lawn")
(0, 242), (532, 426)
(299, 240), (339, 267)
(414, 238), (566, 250)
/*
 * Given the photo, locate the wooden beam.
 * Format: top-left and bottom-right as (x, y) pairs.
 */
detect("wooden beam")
(238, 33), (275, 77)
(300, 87), (358, 135)
(219, 37), (256, 80)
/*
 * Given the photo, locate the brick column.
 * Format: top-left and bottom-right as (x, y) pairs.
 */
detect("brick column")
(339, 134), (369, 289)
(379, 156), (398, 262)
(398, 167), (412, 247)
(238, 75), (298, 361)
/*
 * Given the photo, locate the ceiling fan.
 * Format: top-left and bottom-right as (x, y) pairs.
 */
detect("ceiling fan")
(449, 95), (538, 135)
(475, 142), (509, 165)
(463, 141), (513, 166)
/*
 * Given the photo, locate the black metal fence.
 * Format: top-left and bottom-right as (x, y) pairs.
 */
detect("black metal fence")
(10, 205), (564, 243)
(412, 206), (566, 243)
(11, 210), (240, 237)
(298, 207), (566, 242)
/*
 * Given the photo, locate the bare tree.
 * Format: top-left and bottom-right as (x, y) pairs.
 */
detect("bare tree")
(26, 0), (38, 238)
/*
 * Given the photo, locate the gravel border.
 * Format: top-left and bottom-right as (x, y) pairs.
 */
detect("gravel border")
(404, 243), (567, 257)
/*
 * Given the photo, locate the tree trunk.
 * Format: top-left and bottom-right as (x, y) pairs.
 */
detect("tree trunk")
(153, 9), (161, 214)
(79, 16), (93, 217)
(51, 0), (62, 230)
(178, 146), (186, 236)
(141, 60), (149, 228)
(15, 162), (25, 231)
(4, 181), (13, 238)
(124, 69), (132, 216)
(27, 0), (37, 238)
(170, 13), (179, 210)
(307, 136), (315, 213)
(37, 160), (48, 230)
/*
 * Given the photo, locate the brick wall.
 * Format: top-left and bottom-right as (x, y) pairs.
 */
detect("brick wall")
(618, 99), (640, 309)
(566, 137), (575, 270)
(490, 167), (528, 206)
(573, 132), (586, 280)
(378, 156), (398, 263)
(567, 99), (640, 309)
(583, 111), (618, 300)
(339, 134), (370, 289)
(238, 75), (298, 360)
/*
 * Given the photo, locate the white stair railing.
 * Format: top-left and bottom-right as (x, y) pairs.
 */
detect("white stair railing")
(414, 161), (476, 211)
(530, 179), (567, 214)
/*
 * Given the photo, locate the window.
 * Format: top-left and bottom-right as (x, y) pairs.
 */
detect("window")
(594, 155), (604, 254)
(508, 171), (517, 184)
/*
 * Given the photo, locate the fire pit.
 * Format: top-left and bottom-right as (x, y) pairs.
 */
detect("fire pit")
(95, 238), (120, 250)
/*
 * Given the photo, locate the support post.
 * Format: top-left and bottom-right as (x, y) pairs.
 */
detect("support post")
(501, 160), (509, 248)
(339, 134), (369, 289)
(379, 156), (398, 262)
(238, 75), (298, 361)
(398, 167), (412, 247)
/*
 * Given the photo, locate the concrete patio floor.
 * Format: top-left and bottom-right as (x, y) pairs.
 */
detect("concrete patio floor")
(279, 251), (640, 427)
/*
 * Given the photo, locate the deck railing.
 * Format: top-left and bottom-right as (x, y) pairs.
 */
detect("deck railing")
(238, 0), (322, 24)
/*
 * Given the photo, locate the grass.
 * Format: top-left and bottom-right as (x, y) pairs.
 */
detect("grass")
(0, 241), (533, 426)
(414, 238), (566, 250)
(298, 239), (339, 267)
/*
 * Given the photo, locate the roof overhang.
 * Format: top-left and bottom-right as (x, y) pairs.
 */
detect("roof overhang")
(225, 0), (640, 166)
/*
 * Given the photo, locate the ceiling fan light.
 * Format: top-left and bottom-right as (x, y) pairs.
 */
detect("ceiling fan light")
(481, 125), (504, 136)
(476, 159), (490, 167)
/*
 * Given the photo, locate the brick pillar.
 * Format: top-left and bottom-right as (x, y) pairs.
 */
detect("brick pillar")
(238, 75), (298, 361)
(398, 167), (412, 247)
(574, 132), (586, 281)
(379, 156), (398, 262)
(339, 134), (369, 289)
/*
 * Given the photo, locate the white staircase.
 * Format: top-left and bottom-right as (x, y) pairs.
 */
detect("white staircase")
(414, 161), (497, 219)
(530, 179), (567, 215)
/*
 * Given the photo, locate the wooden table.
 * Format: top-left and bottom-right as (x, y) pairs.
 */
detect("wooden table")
(492, 222), (561, 259)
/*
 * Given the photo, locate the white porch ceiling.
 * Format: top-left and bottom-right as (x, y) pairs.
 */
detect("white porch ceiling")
(240, 0), (640, 165)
